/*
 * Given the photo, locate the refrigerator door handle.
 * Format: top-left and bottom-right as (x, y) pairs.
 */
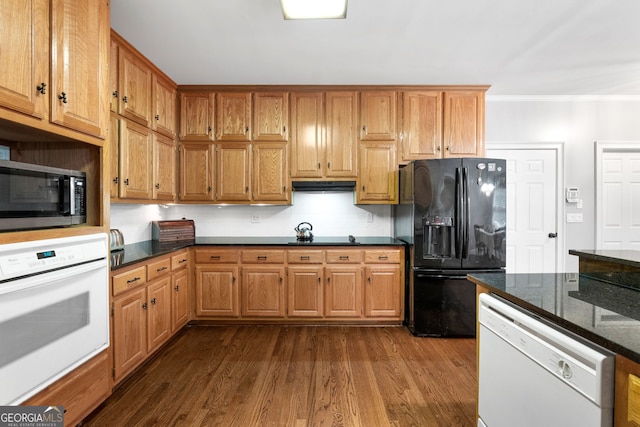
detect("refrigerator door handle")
(462, 166), (470, 258)
(415, 273), (468, 280)
(455, 167), (463, 258)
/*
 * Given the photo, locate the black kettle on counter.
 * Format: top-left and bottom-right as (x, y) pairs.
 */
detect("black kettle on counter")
(295, 222), (313, 241)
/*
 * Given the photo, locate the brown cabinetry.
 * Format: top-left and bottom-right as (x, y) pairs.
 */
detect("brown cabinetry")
(216, 92), (252, 141)
(194, 249), (240, 317)
(152, 73), (177, 138)
(290, 92), (324, 178)
(253, 92), (288, 141)
(253, 143), (289, 203)
(400, 91), (443, 160)
(443, 91), (485, 157)
(360, 91), (397, 141)
(216, 142), (251, 201)
(117, 119), (153, 199)
(364, 249), (402, 318)
(153, 133), (177, 200)
(357, 142), (398, 204)
(171, 251), (190, 330)
(179, 142), (215, 201)
(179, 92), (215, 141)
(615, 355), (640, 427)
(325, 91), (358, 177)
(117, 45), (152, 127)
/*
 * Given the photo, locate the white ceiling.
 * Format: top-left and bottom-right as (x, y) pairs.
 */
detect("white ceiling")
(110, 0), (640, 95)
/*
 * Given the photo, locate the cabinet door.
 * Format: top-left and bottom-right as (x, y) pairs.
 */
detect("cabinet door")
(216, 142), (251, 201)
(119, 119), (153, 199)
(109, 114), (120, 199)
(50, 0), (109, 138)
(288, 266), (323, 317)
(179, 92), (214, 141)
(195, 265), (240, 317)
(0, 0), (48, 119)
(253, 92), (288, 141)
(364, 265), (401, 318)
(326, 91), (358, 177)
(109, 38), (119, 113)
(360, 91), (397, 141)
(325, 266), (363, 318)
(147, 276), (172, 353)
(356, 142), (397, 204)
(443, 91), (485, 157)
(252, 143), (289, 203)
(290, 92), (324, 178)
(401, 91), (443, 160)
(118, 46), (152, 127)
(171, 268), (190, 330)
(153, 133), (176, 201)
(112, 287), (147, 382)
(179, 142), (215, 201)
(216, 92), (251, 141)
(242, 266), (286, 317)
(152, 73), (177, 138)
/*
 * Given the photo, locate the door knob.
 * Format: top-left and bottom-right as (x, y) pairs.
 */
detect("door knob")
(548, 233), (558, 238)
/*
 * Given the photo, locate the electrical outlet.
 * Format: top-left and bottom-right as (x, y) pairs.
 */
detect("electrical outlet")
(251, 215), (260, 223)
(566, 213), (583, 223)
(367, 213), (374, 223)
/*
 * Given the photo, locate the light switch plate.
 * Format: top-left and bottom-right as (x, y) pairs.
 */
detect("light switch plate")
(567, 213), (583, 223)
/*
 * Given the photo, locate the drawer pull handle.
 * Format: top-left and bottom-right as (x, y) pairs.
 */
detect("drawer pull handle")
(257, 255), (268, 260)
(378, 255), (389, 260)
(210, 255), (221, 260)
(300, 256), (310, 260)
(179, 259), (188, 264)
(339, 255), (349, 260)
(127, 277), (141, 284)
(157, 266), (168, 272)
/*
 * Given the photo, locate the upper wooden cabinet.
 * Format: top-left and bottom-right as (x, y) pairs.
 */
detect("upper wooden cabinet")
(216, 142), (251, 201)
(325, 91), (358, 178)
(443, 91), (485, 157)
(153, 133), (176, 201)
(180, 92), (215, 141)
(117, 119), (153, 200)
(356, 142), (398, 204)
(253, 143), (289, 203)
(253, 92), (289, 142)
(216, 92), (252, 141)
(152, 74), (177, 138)
(179, 142), (215, 201)
(50, 0), (109, 139)
(290, 92), (324, 178)
(360, 91), (397, 141)
(117, 45), (153, 127)
(400, 91), (443, 160)
(0, 0), (49, 120)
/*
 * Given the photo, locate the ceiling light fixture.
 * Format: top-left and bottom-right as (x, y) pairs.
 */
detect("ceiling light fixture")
(280, 0), (347, 20)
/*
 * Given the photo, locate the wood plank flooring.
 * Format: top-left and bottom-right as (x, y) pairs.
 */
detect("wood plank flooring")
(85, 325), (477, 426)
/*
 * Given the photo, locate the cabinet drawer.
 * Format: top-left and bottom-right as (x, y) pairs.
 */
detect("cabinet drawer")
(242, 249), (285, 264)
(287, 250), (324, 264)
(325, 250), (363, 264)
(112, 266), (147, 296)
(195, 249), (240, 264)
(364, 249), (401, 263)
(171, 251), (190, 270)
(147, 257), (171, 280)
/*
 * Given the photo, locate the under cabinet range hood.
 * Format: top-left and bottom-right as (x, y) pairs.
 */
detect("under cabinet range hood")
(291, 180), (356, 192)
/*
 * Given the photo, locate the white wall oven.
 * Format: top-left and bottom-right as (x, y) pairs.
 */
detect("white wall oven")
(0, 233), (109, 405)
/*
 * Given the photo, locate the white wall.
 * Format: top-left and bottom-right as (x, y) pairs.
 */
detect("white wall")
(485, 95), (640, 270)
(111, 95), (640, 271)
(110, 192), (392, 244)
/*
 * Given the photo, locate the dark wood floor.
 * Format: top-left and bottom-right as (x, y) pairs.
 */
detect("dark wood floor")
(85, 325), (477, 426)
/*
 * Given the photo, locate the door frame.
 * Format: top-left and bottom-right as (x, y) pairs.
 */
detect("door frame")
(486, 142), (565, 273)
(595, 141), (640, 249)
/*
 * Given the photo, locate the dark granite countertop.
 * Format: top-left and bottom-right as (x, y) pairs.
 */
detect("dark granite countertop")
(468, 272), (640, 363)
(569, 249), (640, 269)
(111, 236), (405, 270)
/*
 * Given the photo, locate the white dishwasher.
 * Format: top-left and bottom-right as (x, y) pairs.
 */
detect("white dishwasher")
(477, 293), (615, 427)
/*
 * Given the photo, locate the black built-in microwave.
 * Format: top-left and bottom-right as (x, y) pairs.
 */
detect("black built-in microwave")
(0, 160), (86, 231)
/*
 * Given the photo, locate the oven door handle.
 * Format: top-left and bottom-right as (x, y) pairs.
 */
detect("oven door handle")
(0, 259), (107, 296)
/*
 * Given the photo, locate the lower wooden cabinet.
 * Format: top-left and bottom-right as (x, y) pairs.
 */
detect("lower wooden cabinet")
(615, 354), (640, 427)
(146, 276), (172, 353)
(193, 246), (404, 323)
(172, 268), (190, 329)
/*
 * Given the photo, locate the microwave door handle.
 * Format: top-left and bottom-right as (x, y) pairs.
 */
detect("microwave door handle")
(454, 167), (462, 258)
(59, 176), (70, 215)
(69, 177), (76, 215)
(462, 167), (470, 258)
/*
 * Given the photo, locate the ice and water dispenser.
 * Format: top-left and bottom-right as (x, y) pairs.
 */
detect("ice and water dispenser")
(423, 216), (453, 258)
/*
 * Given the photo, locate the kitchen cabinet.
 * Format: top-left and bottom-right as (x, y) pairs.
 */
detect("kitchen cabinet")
(615, 355), (640, 427)
(253, 92), (288, 141)
(0, 0), (48, 121)
(356, 142), (398, 204)
(194, 249), (241, 317)
(325, 91), (358, 178)
(171, 250), (190, 330)
(325, 249), (364, 318)
(109, 114), (120, 199)
(152, 73), (177, 138)
(50, 0), (109, 138)
(146, 275), (172, 353)
(117, 44), (153, 127)
(400, 91), (443, 160)
(216, 142), (251, 202)
(364, 264), (402, 318)
(252, 143), (289, 203)
(287, 250), (324, 318)
(290, 92), (324, 178)
(179, 142), (215, 201)
(216, 92), (252, 141)
(241, 249), (286, 318)
(117, 119), (153, 200)
(360, 91), (397, 141)
(153, 133), (177, 201)
(179, 92), (215, 141)
(443, 91), (485, 157)
(112, 286), (147, 382)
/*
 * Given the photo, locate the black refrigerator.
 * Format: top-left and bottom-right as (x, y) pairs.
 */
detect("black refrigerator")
(394, 158), (506, 337)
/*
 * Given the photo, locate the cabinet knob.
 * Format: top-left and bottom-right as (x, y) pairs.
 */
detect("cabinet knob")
(155, 183), (160, 189)
(142, 302), (148, 310)
(122, 95), (128, 103)
(174, 285), (180, 292)
(446, 146), (450, 151)
(112, 90), (118, 98)
(113, 176), (119, 184)
(283, 125), (286, 133)
(208, 126), (212, 132)
(437, 146), (441, 152)
(36, 83), (46, 94)
(245, 126), (249, 134)
(124, 178), (130, 186)
(58, 92), (67, 103)
(155, 114), (160, 121)
(151, 298), (157, 305)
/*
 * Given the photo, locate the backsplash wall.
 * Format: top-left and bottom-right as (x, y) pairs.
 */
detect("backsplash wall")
(110, 192), (393, 244)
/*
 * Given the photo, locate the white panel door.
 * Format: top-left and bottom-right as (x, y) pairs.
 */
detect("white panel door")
(599, 150), (640, 249)
(487, 148), (559, 273)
